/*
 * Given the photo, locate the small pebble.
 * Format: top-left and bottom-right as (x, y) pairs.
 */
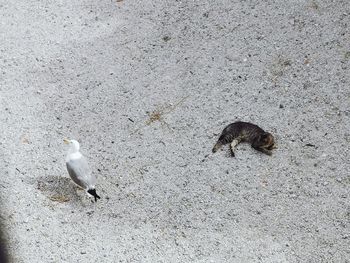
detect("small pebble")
(162, 36), (171, 42)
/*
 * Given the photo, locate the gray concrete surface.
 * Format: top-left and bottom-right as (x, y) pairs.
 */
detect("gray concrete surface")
(1, 0), (349, 262)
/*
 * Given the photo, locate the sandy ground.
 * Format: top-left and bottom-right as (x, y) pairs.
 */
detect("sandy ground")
(1, 0), (349, 262)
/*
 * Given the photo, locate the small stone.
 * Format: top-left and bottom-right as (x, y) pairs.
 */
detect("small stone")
(162, 36), (171, 42)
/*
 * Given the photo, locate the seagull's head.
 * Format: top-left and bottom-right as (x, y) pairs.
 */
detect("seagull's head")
(64, 139), (80, 152)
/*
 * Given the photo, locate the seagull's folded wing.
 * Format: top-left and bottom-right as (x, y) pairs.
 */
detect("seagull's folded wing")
(66, 157), (94, 189)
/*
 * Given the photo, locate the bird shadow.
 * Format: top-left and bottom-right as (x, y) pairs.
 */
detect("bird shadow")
(36, 175), (86, 205)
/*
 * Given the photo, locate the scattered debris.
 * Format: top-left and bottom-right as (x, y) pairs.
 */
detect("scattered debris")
(15, 167), (24, 175)
(132, 96), (189, 134)
(201, 154), (210, 162)
(310, 0), (319, 10)
(304, 143), (316, 148)
(146, 96), (188, 126)
(162, 36), (171, 42)
(344, 51), (350, 60)
(146, 110), (165, 125)
(48, 195), (70, 203)
(21, 136), (30, 144)
(86, 211), (94, 216)
(270, 55), (292, 82)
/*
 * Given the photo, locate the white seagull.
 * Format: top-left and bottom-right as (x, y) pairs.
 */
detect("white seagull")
(64, 139), (101, 202)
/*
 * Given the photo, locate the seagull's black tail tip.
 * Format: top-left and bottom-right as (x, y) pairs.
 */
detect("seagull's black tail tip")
(87, 189), (101, 202)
